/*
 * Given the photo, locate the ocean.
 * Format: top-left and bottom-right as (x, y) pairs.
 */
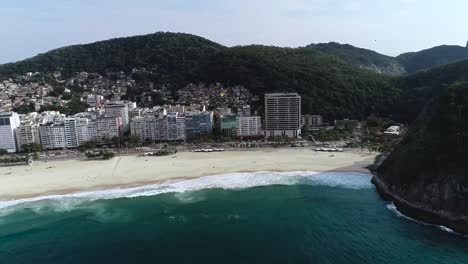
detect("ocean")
(0, 171), (467, 264)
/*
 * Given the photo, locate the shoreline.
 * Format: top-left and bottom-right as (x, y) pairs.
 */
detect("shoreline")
(372, 175), (468, 235)
(0, 148), (377, 201)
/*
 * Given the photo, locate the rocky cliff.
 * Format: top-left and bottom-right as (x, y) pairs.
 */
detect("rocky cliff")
(375, 81), (468, 233)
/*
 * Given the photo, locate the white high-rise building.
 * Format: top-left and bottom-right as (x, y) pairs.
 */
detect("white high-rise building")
(96, 117), (121, 143)
(75, 118), (93, 144)
(130, 113), (186, 142)
(130, 116), (146, 142)
(236, 116), (262, 137)
(264, 93), (301, 138)
(0, 112), (21, 153)
(39, 125), (67, 150)
(16, 124), (40, 151)
(64, 118), (79, 148)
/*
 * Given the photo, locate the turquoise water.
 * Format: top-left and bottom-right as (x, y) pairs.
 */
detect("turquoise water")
(0, 172), (467, 264)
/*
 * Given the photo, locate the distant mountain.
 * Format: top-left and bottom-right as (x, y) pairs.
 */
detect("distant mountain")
(396, 45), (468, 74)
(0, 32), (396, 120)
(308, 42), (468, 76)
(307, 42), (406, 76)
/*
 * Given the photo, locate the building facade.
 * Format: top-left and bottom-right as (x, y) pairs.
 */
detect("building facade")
(185, 112), (213, 140)
(302, 114), (323, 128)
(264, 93), (301, 138)
(220, 114), (237, 137)
(0, 112), (20, 153)
(130, 113), (186, 142)
(39, 125), (67, 150)
(16, 124), (40, 151)
(236, 116), (262, 137)
(96, 117), (122, 143)
(64, 118), (80, 148)
(105, 101), (129, 133)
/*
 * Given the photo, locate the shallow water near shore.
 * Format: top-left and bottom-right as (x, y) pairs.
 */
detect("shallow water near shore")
(0, 172), (467, 264)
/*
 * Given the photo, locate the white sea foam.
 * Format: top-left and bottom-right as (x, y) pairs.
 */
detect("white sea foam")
(386, 203), (467, 237)
(0, 171), (372, 215)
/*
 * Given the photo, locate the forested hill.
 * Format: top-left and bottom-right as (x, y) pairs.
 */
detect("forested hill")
(397, 45), (468, 74)
(1, 32), (468, 122)
(0, 32), (225, 81)
(385, 58), (468, 122)
(307, 42), (468, 76)
(376, 81), (468, 233)
(307, 42), (405, 76)
(0, 32), (397, 121)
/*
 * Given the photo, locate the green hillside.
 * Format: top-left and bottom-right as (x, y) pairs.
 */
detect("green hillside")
(308, 42), (468, 76)
(1, 32), (467, 123)
(307, 42), (405, 76)
(397, 45), (468, 74)
(376, 81), (468, 232)
(0, 32), (397, 121)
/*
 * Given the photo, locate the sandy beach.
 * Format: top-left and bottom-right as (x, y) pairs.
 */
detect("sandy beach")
(0, 148), (377, 199)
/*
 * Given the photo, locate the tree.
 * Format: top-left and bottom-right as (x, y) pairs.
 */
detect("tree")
(78, 141), (98, 152)
(112, 136), (121, 147)
(0, 149), (8, 155)
(21, 143), (41, 153)
(124, 135), (140, 146)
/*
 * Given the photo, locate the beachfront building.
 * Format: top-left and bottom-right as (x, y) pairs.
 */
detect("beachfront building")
(0, 112), (21, 153)
(64, 118), (80, 148)
(167, 113), (186, 141)
(236, 116), (262, 137)
(302, 114), (323, 128)
(131, 113), (186, 142)
(185, 111), (213, 140)
(39, 124), (67, 150)
(130, 116), (146, 142)
(74, 118), (96, 144)
(15, 124), (40, 151)
(220, 114), (237, 137)
(105, 101), (129, 133)
(264, 93), (302, 138)
(96, 117), (122, 143)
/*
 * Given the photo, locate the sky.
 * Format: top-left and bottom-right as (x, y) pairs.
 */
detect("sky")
(1, 0), (467, 63)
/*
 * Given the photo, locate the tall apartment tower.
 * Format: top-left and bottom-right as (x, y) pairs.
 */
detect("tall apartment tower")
(105, 101), (129, 133)
(64, 118), (79, 148)
(0, 112), (21, 153)
(264, 93), (301, 138)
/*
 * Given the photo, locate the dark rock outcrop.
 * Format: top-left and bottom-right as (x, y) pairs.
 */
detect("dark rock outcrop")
(375, 81), (468, 234)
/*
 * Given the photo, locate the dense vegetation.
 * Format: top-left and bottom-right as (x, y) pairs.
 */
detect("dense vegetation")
(200, 45), (397, 120)
(308, 42), (468, 75)
(397, 45), (468, 74)
(378, 81), (468, 215)
(0, 33), (224, 81)
(387, 59), (468, 122)
(0, 32), (400, 121)
(1, 32), (468, 124)
(307, 42), (405, 76)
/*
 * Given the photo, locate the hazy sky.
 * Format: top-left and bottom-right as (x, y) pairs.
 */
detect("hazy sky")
(1, 0), (467, 63)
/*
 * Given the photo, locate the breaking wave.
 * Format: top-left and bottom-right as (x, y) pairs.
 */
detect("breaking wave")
(386, 203), (467, 237)
(0, 171), (372, 215)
